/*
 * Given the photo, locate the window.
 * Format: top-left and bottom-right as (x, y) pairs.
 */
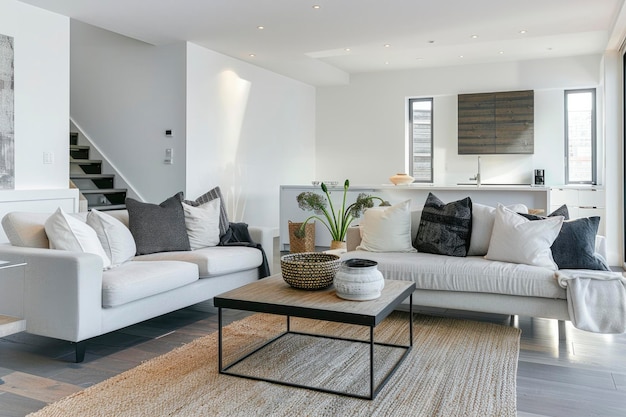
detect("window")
(408, 98), (433, 183)
(565, 89), (596, 184)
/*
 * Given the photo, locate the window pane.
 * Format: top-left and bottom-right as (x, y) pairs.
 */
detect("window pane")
(409, 98), (433, 182)
(566, 90), (595, 183)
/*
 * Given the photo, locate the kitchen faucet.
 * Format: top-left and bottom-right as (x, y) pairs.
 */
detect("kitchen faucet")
(469, 156), (481, 186)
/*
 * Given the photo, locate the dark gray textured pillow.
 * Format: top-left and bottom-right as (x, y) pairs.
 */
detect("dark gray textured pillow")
(184, 186), (229, 236)
(126, 192), (191, 255)
(551, 216), (608, 270)
(414, 193), (472, 257)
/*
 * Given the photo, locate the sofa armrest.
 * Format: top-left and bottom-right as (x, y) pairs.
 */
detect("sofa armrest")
(0, 244), (104, 342)
(248, 226), (279, 273)
(346, 226), (361, 252)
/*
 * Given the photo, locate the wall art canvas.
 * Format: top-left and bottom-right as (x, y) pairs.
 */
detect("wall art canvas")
(0, 34), (14, 189)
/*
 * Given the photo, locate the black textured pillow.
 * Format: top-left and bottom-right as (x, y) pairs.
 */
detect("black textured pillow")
(519, 204), (569, 221)
(126, 192), (191, 255)
(414, 193), (472, 257)
(184, 186), (229, 236)
(551, 217), (608, 270)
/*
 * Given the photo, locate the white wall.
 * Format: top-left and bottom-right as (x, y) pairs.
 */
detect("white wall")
(70, 21), (187, 203)
(316, 55), (603, 186)
(184, 43), (315, 228)
(0, 0), (70, 190)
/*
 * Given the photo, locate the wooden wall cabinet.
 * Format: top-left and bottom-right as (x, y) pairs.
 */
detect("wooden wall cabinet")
(458, 90), (534, 154)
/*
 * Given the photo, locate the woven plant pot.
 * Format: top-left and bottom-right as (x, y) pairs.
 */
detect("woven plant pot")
(288, 221), (315, 253)
(280, 252), (341, 290)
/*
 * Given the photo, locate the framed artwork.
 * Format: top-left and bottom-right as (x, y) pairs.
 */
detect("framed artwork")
(0, 33), (14, 189)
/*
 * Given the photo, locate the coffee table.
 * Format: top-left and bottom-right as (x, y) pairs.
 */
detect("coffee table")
(214, 274), (415, 400)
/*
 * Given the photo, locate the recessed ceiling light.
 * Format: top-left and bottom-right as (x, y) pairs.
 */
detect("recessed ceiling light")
(344, 48), (351, 52)
(385, 61), (390, 65)
(459, 55), (464, 58)
(499, 51), (504, 55)
(249, 53), (256, 58)
(384, 44), (391, 48)
(471, 35), (479, 39)
(519, 30), (527, 34)
(312, 5), (321, 9)
(257, 26), (264, 30)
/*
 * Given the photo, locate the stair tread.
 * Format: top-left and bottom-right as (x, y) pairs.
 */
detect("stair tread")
(89, 204), (127, 211)
(70, 159), (101, 164)
(70, 173), (115, 179)
(80, 188), (127, 194)
(70, 145), (89, 150)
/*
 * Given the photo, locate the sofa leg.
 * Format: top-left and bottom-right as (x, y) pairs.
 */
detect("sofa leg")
(558, 320), (566, 341)
(74, 341), (86, 363)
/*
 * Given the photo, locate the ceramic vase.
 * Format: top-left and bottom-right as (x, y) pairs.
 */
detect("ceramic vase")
(389, 173), (414, 185)
(334, 258), (385, 301)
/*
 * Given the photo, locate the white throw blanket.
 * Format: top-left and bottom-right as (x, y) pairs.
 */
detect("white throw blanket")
(557, 270), (626, 334)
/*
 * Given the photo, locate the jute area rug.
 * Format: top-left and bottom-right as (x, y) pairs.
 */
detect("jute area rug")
(29, 312), (520, 417)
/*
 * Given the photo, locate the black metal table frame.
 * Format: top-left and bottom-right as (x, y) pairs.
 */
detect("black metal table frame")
(217, 294), (413, 400)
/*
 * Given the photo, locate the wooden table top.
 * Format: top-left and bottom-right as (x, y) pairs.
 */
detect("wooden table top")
(214, 275), (415, 326)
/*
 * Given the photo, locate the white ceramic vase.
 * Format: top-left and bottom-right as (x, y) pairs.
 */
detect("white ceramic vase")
(334, 258), (385, 301)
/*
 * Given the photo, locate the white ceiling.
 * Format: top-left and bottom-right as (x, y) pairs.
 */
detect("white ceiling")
(18, 0), (626, 86)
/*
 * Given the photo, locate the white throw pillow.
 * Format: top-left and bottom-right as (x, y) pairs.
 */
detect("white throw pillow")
(87, 209), (136, 267)
(182, 199), (221, 250)
(44, 207), (111, 269)
(485, 204), (563, 270)
(468, 203), (528, 256)
(356, 200), (416, 253)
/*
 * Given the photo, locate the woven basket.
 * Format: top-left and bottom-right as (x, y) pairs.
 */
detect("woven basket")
(280, 252), (341, 290)
(288, 221), (315, 253)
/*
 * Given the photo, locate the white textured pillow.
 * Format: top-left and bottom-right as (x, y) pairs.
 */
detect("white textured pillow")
(87, 209), (136, 267)
(468, 203), (528, 256)
(182, 198), (221, 250)
(356, 200), (416, 253)
(44, 208), (111, 269)
(485, 204), (563, 270)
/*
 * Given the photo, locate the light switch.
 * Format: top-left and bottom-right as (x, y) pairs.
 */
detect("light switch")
(164, 148), (173, 164)
(43, 151), (54, 164)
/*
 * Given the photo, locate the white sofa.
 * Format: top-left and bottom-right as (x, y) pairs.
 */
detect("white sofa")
(0, 210), (275, 362)
(343, 207), (608, 324)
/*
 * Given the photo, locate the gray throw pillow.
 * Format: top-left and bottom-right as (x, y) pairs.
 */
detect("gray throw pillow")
(126, 192), (191, 255)
(414, 193), (472, 257)
(551, 217), (608, 270)
(184, 186), (229, 236)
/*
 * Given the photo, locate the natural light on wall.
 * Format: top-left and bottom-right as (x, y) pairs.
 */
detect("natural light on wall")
(217, 70), (251, 221)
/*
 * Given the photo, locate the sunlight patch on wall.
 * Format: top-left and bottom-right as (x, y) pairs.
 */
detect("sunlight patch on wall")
(217, 70), (250, 221)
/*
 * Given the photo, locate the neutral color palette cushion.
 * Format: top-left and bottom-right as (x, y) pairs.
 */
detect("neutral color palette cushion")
(2, 212), (51, 248)
(184, 186), (229, 236)
(44, 207), (111, 269)
(101, 260), (198, 308)
(182, 199), (221, 250)
(342, 250), (564, 299)
(87, 209), (136, 267)
(133, 245), (262, 278)
(356, 200), (416, 252)
(485, 204), (563, 270)
(467, 203), (528, 256)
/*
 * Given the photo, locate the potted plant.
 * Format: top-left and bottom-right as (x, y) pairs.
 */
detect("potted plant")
(295, 179), (389, 249)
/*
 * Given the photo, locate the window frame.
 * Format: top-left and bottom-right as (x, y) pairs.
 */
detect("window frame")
(564, 88), (597, 185)
(407, 97), (434, 183)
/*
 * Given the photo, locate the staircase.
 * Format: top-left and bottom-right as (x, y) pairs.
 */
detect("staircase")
(69, 132), (127, 211)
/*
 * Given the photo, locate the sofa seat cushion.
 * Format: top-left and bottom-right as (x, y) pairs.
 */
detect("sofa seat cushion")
(102, 260), (199, 308)
(133, 246), (262, 278)
(341, 251), (564, 300)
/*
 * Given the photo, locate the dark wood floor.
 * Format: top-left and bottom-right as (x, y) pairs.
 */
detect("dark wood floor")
(1, 246), (625, 417)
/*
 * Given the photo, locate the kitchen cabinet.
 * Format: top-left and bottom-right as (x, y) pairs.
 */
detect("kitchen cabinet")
(458, 90), (534, 154)
(549, 187), (605, 234)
